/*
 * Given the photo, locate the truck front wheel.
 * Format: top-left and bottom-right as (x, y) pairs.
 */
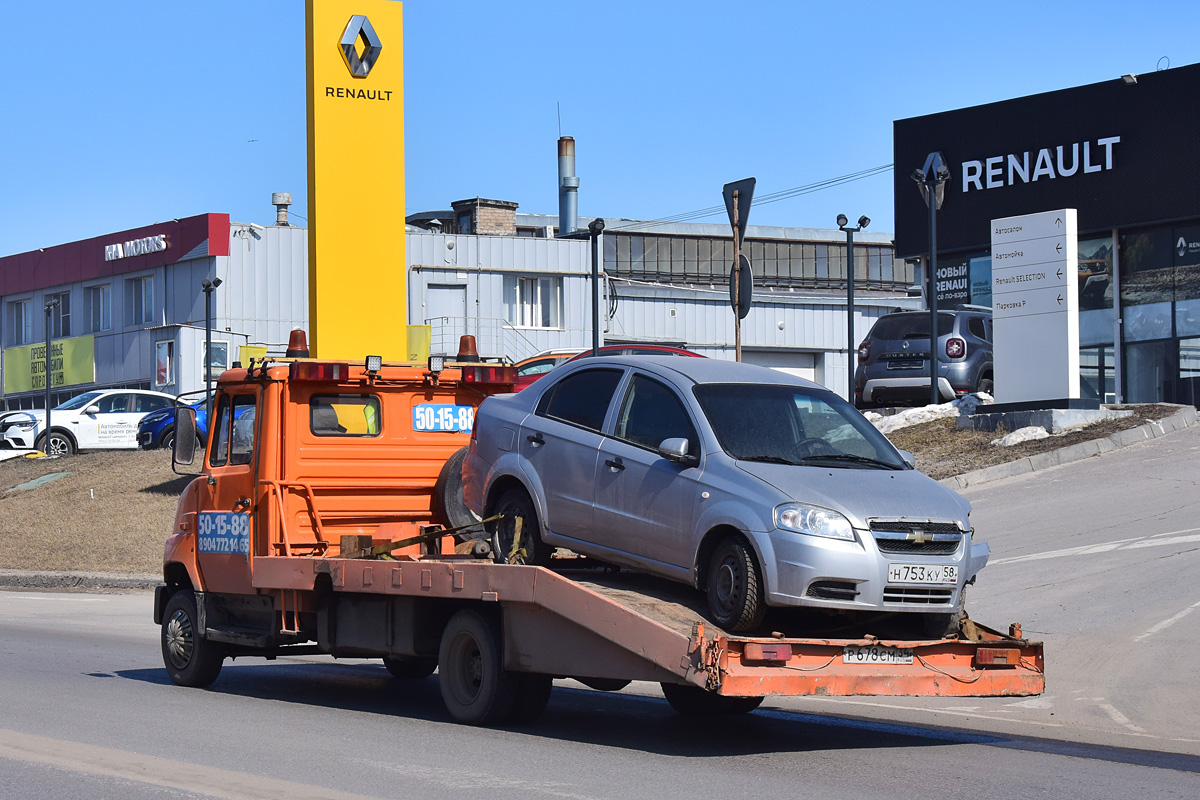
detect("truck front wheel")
(161, 590), (224, 687)
(660, 683), (764, 716)
(438, 610), (519, 725)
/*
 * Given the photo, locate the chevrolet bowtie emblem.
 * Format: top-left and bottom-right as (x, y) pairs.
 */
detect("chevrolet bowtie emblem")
(906, 529), (932, 544)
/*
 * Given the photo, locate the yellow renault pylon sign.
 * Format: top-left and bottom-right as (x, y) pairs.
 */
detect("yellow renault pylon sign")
(306, 0), (406, 359)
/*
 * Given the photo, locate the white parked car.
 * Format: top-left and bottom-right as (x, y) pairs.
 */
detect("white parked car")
(0, 389), (174, 455)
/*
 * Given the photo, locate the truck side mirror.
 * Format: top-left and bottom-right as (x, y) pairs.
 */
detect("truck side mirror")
(174, 407), (199, 468)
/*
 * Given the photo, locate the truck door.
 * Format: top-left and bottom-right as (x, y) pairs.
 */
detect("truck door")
(195, 389), (259, 595)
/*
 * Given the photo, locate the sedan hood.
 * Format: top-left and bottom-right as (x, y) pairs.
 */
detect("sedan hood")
(735, 461), (971, 529)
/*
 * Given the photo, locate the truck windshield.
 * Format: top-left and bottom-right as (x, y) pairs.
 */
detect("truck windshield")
(693, 384), (906, 469)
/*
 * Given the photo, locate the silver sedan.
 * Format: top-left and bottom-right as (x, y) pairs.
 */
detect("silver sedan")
(463, 355), (989, 633)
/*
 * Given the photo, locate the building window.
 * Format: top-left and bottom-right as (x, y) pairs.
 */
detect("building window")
(48, 292), (70, 338)
(155, 341), (174, 386)
(88, 285), (112, 332)
(503, 276), (562, 328)
(126, 275), (154, 326)
(204, 341), (229, 381)
(7, 299), (34, 346)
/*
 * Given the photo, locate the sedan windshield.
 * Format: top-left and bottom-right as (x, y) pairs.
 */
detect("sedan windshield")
(693, 384), (906, 469)
(55, 391), (104, 411)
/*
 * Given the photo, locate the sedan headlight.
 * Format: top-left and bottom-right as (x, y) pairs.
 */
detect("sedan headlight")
(774, 503), (855, 541)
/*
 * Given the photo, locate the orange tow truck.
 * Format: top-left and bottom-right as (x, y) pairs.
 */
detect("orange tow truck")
(155, 331), (1044, 726)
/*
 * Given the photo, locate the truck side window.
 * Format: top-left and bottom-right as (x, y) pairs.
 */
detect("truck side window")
(536, 369), (622, 432)
(310, 395), (381, 437)
(210, 395), (231, 467)
(614, 374), (698, 455)
(229, 396), (257, 465)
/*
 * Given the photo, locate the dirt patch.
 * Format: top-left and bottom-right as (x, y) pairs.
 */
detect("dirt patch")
(886, 403), (1182, 481)
(0, 449), (183, 574)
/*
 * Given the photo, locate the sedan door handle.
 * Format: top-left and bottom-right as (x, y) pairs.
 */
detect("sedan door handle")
(604, 457), (625, 472)
(526, 433), (545, 447)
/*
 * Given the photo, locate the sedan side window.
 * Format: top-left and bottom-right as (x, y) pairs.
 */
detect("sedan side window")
(614, 375), (698, 455)
(98, 393), (132, 413)
(536, 368), (622, 432)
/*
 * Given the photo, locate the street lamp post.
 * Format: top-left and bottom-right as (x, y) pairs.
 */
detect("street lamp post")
(43, 298), (60, 455)
(912, 152), (951, 405)
(837, 214), (870, 404)
(202, 277), (223, 423)
(588, 218), (605, 356)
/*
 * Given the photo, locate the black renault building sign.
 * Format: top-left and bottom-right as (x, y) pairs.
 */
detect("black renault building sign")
(894, 63), (1200, 259)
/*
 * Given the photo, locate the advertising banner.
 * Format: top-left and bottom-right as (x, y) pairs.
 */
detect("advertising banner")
(307, 0), (407, 360)
(3, 335), (96, 394)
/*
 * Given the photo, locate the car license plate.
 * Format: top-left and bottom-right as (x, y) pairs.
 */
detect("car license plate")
(888, 563), (958, 584)
(412, 404), (475, 433)
(842, 645), (914, 665)
(887, 359), (923, 370)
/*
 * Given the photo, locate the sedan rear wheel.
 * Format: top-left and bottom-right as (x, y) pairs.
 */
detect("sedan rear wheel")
(487, 488), (551, 566)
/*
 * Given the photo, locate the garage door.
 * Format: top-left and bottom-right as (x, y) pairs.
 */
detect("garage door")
(742, 350), (818, 382)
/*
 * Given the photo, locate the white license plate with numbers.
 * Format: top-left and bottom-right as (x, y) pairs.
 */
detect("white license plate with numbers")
(842, 645), (914, 665)
(888, 563), (958, 584)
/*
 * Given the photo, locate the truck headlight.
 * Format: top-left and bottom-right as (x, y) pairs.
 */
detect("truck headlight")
(774, 503), (855, 541)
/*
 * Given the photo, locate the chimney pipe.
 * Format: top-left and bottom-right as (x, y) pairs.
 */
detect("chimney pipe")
(272, 192), (292, 226)
(558, 136), (578, 236)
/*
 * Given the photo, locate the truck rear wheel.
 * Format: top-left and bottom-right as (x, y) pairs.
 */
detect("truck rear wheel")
(161, 590), (224, 687)
(438, 610), (519, 725)
(382, 656), (438, 679)
(488, 488), (551, 566)
(660, 683), (764, 716)
(706, 537), (766, 632)
(434, 446), (485, 541)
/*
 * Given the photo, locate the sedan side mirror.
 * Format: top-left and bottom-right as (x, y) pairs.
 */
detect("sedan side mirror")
(659, 437), (698, 467)
(897, 449), (917, 469)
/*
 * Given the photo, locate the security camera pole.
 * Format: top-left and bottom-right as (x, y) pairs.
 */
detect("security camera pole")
(723, 178), (756, 362)
(913, 152), (950, 405)
(43, 298), (60, 455)
(202, 277), (223, 425)
(588, 218), (605, 356)
(838, 214), (870, 403)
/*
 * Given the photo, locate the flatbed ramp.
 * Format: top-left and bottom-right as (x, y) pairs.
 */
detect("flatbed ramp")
(294, 555), (1045, 699)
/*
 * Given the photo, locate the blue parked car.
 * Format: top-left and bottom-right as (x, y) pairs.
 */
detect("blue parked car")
(138, 396), (212, 450)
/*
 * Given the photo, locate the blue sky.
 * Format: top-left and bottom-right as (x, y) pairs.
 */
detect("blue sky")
(1, 0), (1195, 256)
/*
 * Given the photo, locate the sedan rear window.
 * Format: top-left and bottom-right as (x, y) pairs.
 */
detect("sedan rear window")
(536, 369), (622, 432)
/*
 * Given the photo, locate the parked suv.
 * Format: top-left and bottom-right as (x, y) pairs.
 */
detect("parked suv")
(854, 308), (993, 408)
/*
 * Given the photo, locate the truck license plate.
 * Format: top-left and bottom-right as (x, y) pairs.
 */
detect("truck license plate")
(888, 563), (958, 584)
(413, 404), (475, 433)
(842, 645), (914, 665)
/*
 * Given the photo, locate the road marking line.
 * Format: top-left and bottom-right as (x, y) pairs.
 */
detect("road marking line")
(1135, 600), (1200, 642)
(1096, 702), (1146, 733)
(0, 728), (382, 800)
(992, 527), (1200, 565)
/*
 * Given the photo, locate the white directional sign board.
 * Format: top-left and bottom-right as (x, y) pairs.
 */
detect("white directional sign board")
(990, 209), (1079, 404)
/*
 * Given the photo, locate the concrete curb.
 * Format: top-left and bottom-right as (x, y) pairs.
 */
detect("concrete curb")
(939, 404), (1199, 491)
(0, 569), (159, 591)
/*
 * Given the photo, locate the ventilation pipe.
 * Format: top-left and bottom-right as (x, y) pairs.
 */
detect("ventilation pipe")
(272, 192), (292, 226)
(558, 136), (578, 235)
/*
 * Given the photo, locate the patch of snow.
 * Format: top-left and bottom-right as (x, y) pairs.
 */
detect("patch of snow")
(991, 426), (1050, 446)
(869, 393), (994, 435)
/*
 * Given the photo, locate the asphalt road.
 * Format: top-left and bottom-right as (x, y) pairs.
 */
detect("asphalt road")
(2, 425), (1199, 798)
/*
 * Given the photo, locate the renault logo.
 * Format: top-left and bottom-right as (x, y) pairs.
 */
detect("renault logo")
(339, 15), (382, 78)
(1179, 236), (1189, 259)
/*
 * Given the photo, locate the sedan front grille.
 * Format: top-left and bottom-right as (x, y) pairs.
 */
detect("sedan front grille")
(883, 587), (953, 605)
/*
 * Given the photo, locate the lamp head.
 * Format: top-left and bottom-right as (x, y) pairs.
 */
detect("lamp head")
(588, 218), (605, 234)
(836, 214), (849, 228)
(858, 215), (870, 229)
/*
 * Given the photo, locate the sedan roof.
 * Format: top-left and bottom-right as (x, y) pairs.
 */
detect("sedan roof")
(564, 354), (827, 391)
